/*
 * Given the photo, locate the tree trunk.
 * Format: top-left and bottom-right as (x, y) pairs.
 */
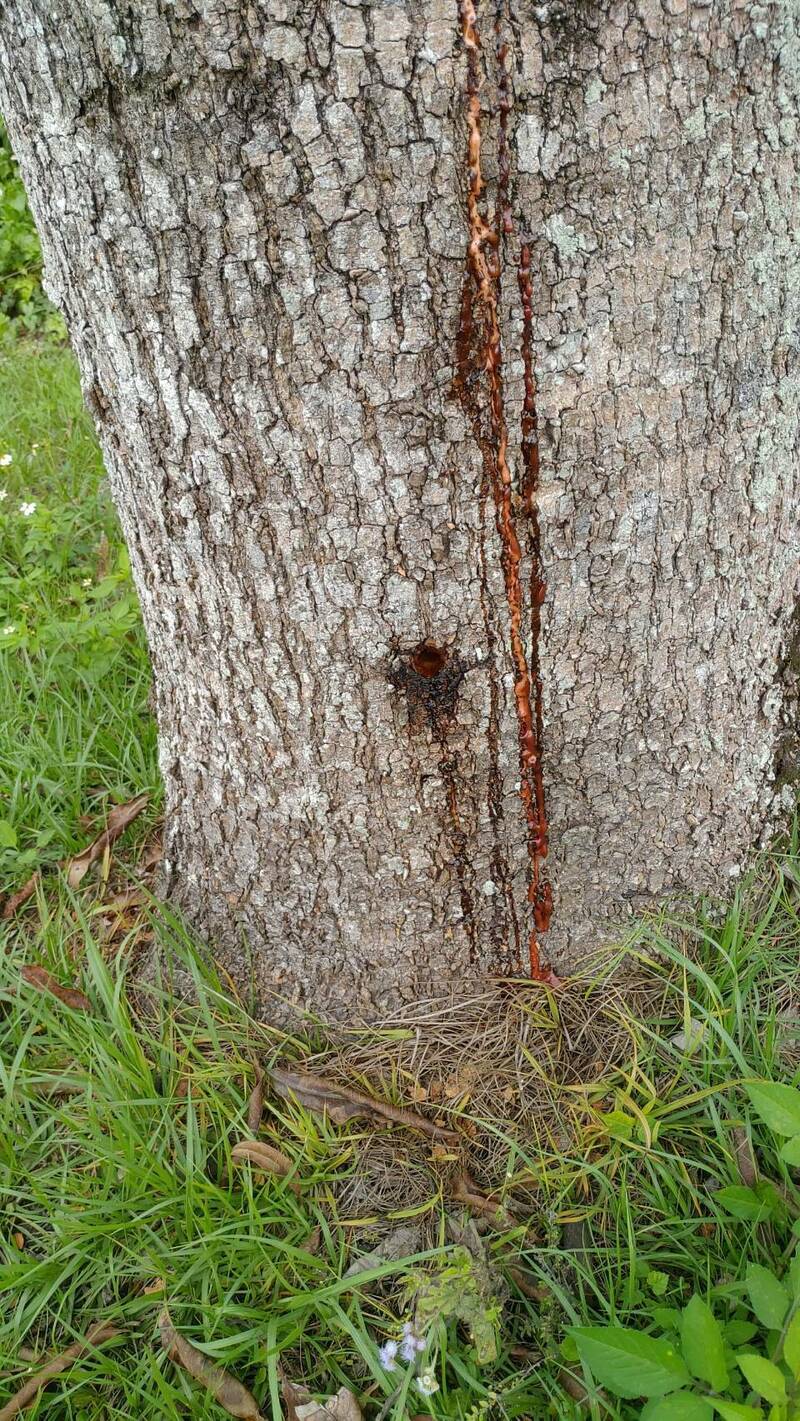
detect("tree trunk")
(1, 1), (798, 1020)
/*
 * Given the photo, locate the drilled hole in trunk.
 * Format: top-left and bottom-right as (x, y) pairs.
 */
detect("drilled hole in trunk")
(411, 642), (448, 679)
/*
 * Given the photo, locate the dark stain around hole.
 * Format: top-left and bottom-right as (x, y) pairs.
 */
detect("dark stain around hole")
(389, 640), (467, 729)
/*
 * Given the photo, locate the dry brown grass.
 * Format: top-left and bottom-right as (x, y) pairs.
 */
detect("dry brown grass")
(259, 954), (671, 1230)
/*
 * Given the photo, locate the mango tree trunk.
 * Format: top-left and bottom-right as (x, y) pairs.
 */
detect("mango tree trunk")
(1, 0), (798, 1019)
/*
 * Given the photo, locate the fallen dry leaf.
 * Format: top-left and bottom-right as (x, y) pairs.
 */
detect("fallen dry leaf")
(94, 889), (149, 954)
(344, 1224), (421, 1279)
(270, 1065), (459, 1144)
(99, 888), (147, 913)
(246, 1066), (264, 1134)
(300, 1226), (321, 1255)
(20, 965), (91, 1013)
(732, 1125), (758, 1187)
(140, 836), (163, 872)
(298, 1392), (361, 1421)
(506, 1263), (550, 1302)
(443, 1066), (477, 1100)
(1, 873), (39, 921)
(431, 1142), (459, 1163)
(95, 531), (111, 581)
(230, 1140), (300, 1195)
(451, 1171), (513, 1228)
(281, 1377), (311, 1421)
(27, 1074), (86, 1100)
(0, 1321), (119, 1421)
(281, 1377), (362, 1421)
(67, 793), (149, 888)
(158, 1310), (263, 1420)
(559, 1367), (594, 1403)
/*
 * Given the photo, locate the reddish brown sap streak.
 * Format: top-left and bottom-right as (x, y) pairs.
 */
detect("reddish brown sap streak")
(457, 0), (554, 982)
(518, 244), (552, 939)
(495, 12), (513, 239)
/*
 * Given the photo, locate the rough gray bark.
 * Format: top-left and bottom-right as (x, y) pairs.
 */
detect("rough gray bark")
(1, 0), (798, 1020)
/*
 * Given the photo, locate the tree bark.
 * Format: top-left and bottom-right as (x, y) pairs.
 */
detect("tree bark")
(1, 0), (798, 1020)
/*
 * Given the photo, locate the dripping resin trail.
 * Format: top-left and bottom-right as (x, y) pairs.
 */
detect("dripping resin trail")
(456, 0), (555, 982)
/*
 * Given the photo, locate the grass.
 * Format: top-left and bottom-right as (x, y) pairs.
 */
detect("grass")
(2, 855), (800, 1419)
(0, 338), (158, 892)
(1, 312), (800, 1419)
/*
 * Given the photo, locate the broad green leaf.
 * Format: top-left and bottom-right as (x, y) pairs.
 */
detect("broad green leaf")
(737, 1355), (786, 1405)
(780, 1137), (800, 1167)
(642, 1394), (713, 1420)
(0, 819), (17, 849)
(681, 1295), (728, 1392)
(746, 1266), (790, 1330)
(745, 1083), (800, 1139)
(715, 1186), (775, 1221)
(570, 1327), (689, 1399)
(654, 1308), (683, 1332)
(599, 1109), (636, 1140)
(713, 1405), (763, 1421)
(648, 1271), (670, 1297)
(783, 1309), (800, 1378)
(726, 1321), (759, 1346)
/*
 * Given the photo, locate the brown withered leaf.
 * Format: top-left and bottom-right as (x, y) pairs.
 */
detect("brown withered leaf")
(281, 1377), (362, 1421)
(246, 1065), (264, 1134)
(300, 1226), (321, 1255)
(140, 836), (163, 872)
(451, 1171), (514, 1228)
(559, 1368), (594, 1404)
(99, 888), (147, 914)
(732, 1125), (758, 1188)
(67, 794), (149, 888)
(344, 1224), (421, 1279)
(281, 1377), (311, 1421)
(95, 531), (111, 581)
(230, 1140), (300, 1195)
(158, 1310), (263, 1420)
(506, 1263), (550, 1303)
(94, 889), (149, 953)
(20, 965), (91, 1013)
(2, 873), (40, 921)
(270, 1065), (459, 1144)
(0, 1321), (118, 1420)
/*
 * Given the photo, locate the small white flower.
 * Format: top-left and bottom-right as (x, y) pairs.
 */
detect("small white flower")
(82, 577), (92, 587)
(378, 1340), (398, 1372)
(415, 1372), (439, 1397)
(19, 502), (37, 517)
(31, 443), (39, 451)
(0, 453), (12, 467)
(400, 1323), (426, 1362)
(403, 1323), (426, 1351)
(3, 625), (14, 636)
(0, 489), (7, 501)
